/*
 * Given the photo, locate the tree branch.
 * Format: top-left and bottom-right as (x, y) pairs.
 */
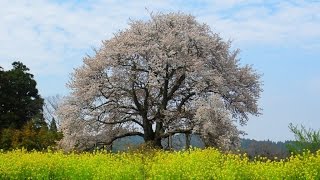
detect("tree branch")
(131, 81), (143, 111)
(96, 114), (143, 128)
(177, 92), (196, 112)
(96, 132), (144, 146)
(160, 128), (193, 138)
(167, 73), (185, 99)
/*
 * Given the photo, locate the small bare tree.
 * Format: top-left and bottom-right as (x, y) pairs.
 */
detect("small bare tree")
(43, 95), (63, 127)
(58, 12), (262, 150)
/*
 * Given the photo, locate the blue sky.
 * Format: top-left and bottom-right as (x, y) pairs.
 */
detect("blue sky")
(1, 0), (319, 141)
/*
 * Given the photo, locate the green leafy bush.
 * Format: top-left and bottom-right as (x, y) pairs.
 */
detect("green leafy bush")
(287, 123), (320, 154)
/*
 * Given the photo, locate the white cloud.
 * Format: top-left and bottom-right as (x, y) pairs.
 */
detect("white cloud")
(0, 0), (319, 97)
(200, 1), (320, 47)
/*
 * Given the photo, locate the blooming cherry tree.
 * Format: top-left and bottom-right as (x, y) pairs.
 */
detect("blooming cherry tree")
(58, 12), (262, 149)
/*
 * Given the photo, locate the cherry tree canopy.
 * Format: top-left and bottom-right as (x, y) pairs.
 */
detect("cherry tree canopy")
(58, 12), (262, 149)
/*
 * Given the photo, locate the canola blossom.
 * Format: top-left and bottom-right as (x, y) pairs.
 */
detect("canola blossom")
(1, 148), (320, 179)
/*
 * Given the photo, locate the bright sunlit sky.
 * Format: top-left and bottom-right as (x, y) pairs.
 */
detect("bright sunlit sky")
(1, 0), (319, 142)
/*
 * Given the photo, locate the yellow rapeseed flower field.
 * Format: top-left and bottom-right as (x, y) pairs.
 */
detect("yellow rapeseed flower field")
(0, 148), (320, 179)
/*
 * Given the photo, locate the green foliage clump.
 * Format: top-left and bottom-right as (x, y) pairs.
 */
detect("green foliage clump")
(287, 123), (320, 154)
(0, 118), (62, 151)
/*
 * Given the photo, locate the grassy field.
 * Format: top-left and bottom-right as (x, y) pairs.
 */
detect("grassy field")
(1, 148), (320, 179)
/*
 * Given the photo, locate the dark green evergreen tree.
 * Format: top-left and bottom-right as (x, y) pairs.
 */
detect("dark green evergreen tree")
(0, 61), (44, 131)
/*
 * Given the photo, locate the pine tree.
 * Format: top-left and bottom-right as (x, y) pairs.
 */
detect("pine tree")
(50, 118), (58, 132)
(0, 61), (44, 131)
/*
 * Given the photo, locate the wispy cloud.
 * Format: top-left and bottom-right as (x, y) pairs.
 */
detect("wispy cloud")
(200, 1), (320, 47)
(1, 0), (319, 72)
(0, 0), (319, 97)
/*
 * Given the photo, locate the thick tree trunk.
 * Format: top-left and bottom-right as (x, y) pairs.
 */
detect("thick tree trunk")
(142, 116), (154, 140)
(153, 137), (163, 148)
(144, 138), (162, 148)
(143, 129), (155, 144)
(142, 117), (163, 148)
(143, 131), (163, 148)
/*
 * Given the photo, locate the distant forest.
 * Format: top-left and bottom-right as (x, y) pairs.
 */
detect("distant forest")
(112, 134), (293, 160)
